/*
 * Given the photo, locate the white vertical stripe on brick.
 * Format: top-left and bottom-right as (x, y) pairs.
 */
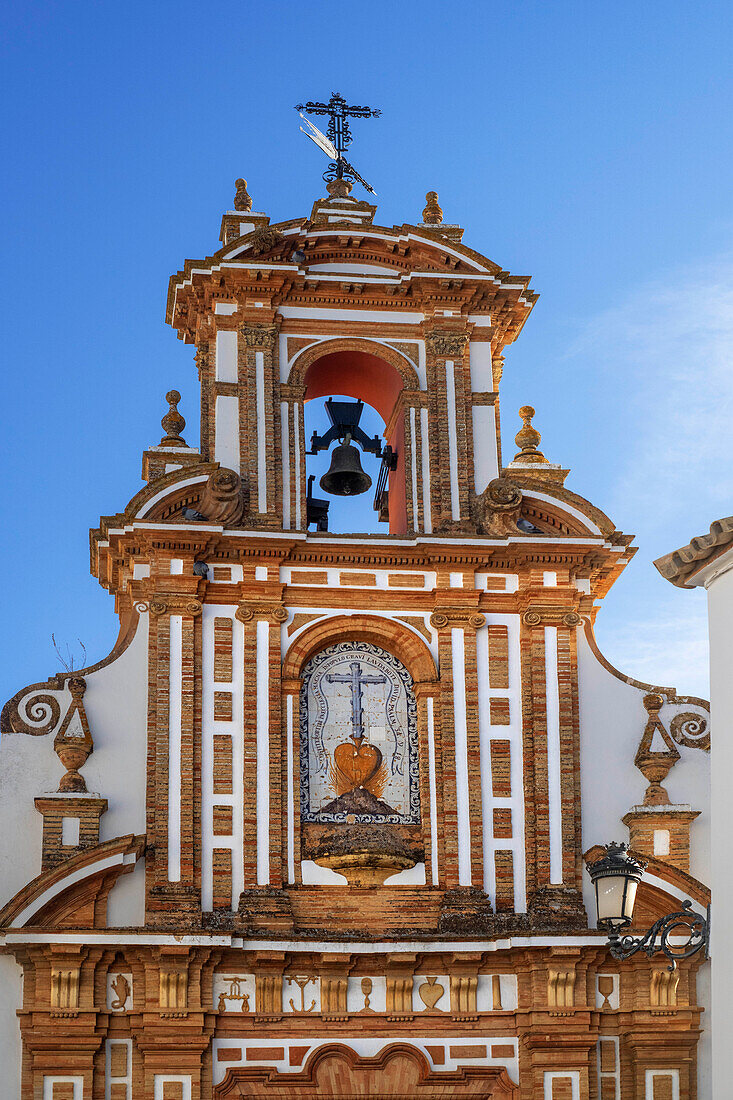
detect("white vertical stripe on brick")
(427, 696), (439, 885)
(231, 616), (245, 904)
(43, 1079), (83, 1100)
(544, 626), (563, 884)
(281, 401), (290, 529)
(256, 620), (270, 885)
(445, 360), (460, 521)
(472, 404), (498, 494)
(105, 1038), (133, 1100)
(476, 624), (494, 905)
(543, 1071), (580, 1100)
(286, 694), (295, 883)
(62, 817), (80, 846)
(294, 403), (302, 529)
(409, 406), (419, 531)
(214, 394), (240, 473)
(508, 616), (527, 912)
(452, 628), (471, 885)
(645, 1070), (679, 1100)
(255, 350), (267, 512)
(201, 608), (242, 912)
(420, 407), (432, 534)
(167, 614), (183, 883)
(215, 330), (238, 382)
(154, 1078), (192, 1100)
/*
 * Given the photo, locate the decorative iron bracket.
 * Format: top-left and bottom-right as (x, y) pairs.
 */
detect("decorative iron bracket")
(606, 900), (710, 971)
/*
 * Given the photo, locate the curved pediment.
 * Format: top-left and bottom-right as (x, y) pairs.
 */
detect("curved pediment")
(0, 834), (145, 930)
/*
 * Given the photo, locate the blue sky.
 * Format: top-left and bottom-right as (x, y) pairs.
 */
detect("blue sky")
(2, 0), (732, 703)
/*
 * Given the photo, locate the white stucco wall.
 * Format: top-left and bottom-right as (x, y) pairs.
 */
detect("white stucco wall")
(0, 619), (149, 914)
(578, 624), (711, 1097)
(578, 626), (710, 911)
(0, 955), (22, 1096)
(699, 550), (733, 1100)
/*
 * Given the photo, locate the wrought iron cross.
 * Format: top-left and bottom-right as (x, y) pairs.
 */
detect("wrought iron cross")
(326, 660), (387, 742)
(295, 91), (381, 187)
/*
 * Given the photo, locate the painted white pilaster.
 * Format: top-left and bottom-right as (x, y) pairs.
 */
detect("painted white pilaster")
(215, 330), (238, 382)
(409, 406), (419, 531)
(167, 615), (182, 883)
(420, 407), (432, 534)
(445, 360), (460, 521)
(256, 620), (270, 885)
(286, 694), (295, 883)
(280, 401), (290, 529)
(294, 402), (302, 530)
(214, 395), (240, 473)
(427, 696), (439, 885)
(452, 628), (471, 885)
(544, 626), (563, 884)
(255, 350), (267, 512)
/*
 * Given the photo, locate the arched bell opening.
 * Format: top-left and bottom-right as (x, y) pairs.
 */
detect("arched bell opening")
(302, 350), (410, 535)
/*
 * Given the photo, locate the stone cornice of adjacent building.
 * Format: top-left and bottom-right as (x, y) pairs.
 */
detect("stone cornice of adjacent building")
(654, 514), (733, 588)
(166, 209), (538, 355)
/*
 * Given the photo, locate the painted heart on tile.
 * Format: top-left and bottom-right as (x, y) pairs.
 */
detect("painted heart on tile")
(333, 739), (383, 791)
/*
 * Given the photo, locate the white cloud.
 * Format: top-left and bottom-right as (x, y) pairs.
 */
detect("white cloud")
(594, 605), (710, 701)
(567, 249), (733, 702)
(569, 252), (733, 527)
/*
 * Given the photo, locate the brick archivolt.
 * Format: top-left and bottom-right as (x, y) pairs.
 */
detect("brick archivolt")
(281, 612), (437, 686)
(287, 336), (422, 393)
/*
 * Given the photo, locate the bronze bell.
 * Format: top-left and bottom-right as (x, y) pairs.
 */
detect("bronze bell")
(320, 434), (372, 496)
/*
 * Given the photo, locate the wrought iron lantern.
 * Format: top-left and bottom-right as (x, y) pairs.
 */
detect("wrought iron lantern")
(586, 841), (710, 969)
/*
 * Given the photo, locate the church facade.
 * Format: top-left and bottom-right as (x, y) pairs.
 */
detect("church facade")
(0, 173), (711, 1099)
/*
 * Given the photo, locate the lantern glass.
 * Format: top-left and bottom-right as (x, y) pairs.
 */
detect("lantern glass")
(587, 842), (646, 930)
(595, 874), (638, 926)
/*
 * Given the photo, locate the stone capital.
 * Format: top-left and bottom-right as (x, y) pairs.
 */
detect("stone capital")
(236, 601), (288, 624)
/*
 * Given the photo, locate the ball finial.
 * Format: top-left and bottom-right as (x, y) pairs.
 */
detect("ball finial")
(160, 389), (187, 447)
(513, 405), (546, 463)
(234, 178), (252, 212)
(422, 191), (443, 224)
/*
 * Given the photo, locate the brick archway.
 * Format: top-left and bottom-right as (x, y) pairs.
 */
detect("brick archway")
(282, 613), (437, 687)
(215, 1042), (519, 1098)
(289, 339), (420, 535)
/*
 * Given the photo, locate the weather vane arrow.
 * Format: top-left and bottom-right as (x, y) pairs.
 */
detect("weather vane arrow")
(295, 92), (380, 195)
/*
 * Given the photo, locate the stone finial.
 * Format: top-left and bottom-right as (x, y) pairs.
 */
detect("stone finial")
(234, 178), (252, 212)
(513, 405), (547, 463)
(160, 390), (187, 448)
(422, 191), (443, 224)
(326, 177), (352, 198)
(634, 693), (681, 805)
(54, 677), (93, 792)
